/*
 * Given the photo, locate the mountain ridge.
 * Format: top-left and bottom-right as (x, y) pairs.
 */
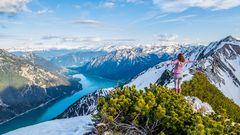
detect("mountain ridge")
(20, 52), (64, 73)
(128, 36), (240, 105)
(75, 48), (172, 81)
(0, 49), (82, 123)
(3, 36), (240, 135)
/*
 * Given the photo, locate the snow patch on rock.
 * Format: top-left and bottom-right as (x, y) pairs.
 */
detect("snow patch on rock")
(184, 96), (215, 116)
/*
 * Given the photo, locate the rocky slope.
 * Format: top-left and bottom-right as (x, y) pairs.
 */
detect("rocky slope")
(0, 49), (81, 123)
(127, 36), (240, 105)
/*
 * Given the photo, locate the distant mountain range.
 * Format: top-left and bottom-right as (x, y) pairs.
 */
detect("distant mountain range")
(12, 49), (77, 60)
(14, 49), (107, 68)
(20, 52), (64, 73)
(75, 48), (172, 81)
(4, 36), (240, 135)
(0, 49), (81, 123)
(50, 51), (107, 68)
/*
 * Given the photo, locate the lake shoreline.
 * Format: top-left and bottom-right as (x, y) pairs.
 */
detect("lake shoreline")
(0, 74), (117, 134)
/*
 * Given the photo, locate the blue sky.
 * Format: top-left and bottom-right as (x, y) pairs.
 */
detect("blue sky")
(0, 0), (240, 49)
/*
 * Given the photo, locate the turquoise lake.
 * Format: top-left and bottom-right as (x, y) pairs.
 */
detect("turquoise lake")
(0, 74), (117, 134)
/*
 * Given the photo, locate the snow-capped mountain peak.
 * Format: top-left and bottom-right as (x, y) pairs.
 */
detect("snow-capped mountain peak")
(76, 48), (172, 81)
(221, 35), (239, 43)
(127, 36), (240, 105)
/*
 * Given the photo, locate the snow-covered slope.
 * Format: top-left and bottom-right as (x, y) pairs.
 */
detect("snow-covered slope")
(5, 115), (93, 135)
(127, 45), (205, 89)
(127, 36), (240, 105)
(184, 96), (215, 116)
(98, 44), (181, 54)
(76, 48), (172, 81)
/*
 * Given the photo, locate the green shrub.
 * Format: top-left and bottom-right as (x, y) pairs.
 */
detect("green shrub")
(182, 72), (240, 123)
(96, 84), (240, 134)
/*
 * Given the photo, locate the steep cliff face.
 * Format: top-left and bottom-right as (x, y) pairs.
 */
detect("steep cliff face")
(0, 49), (82, 123)
(198, 36), (240, 104)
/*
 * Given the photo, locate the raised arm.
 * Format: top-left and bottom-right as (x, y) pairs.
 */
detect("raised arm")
(163, 60), (178, 65)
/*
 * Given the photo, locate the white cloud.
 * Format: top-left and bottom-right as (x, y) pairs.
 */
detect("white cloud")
(125, 0), (144, 4)
(0, 0), (30, 14)
(36, 8), (53, 15)
(41, 35), (136, 46)
(158, 14), (196, 23)
(129, 10), (170, 26)
(41, 35), (60, 40)
(148, 14), (196, 25)
(155, 33), (179, 42)
(41, 35), (103, 43)
(99, 2), (115, 9)
(135, 11), (168, 23)
(100, 0), (145, 8)
(72, 19), (104, 27)
(153, 0), (240, 12)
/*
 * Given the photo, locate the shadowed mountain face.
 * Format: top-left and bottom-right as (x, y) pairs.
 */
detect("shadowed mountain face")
(75, 48), (172, 82)
(0, 50), (82, 123)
